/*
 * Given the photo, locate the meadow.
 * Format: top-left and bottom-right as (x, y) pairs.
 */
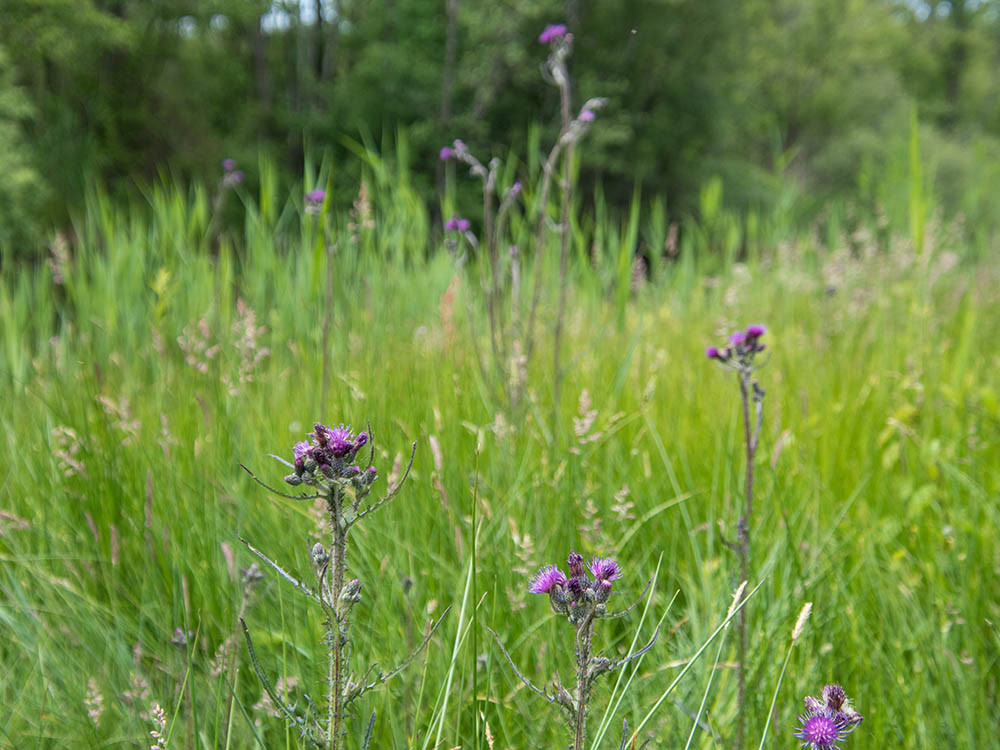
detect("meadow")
(1, 148), (998, 749)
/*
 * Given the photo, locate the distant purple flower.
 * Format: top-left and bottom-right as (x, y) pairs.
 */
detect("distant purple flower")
(706, 346), (720, 359)
(440, 146), (454, 161)
(306, 189), (326, 205)
(579, 109), (595, 122)
(794, 712), (849, 749)
(446, 215), (470, 232)
(588, 557), (621, 582)
(222, 158), (236, 172)
(746, 324), (766, 338)
(539, 23), (567, 44)
(529, 565), (567, 594)
(729, 330), (746, 345)
(510, 181), (522, 196)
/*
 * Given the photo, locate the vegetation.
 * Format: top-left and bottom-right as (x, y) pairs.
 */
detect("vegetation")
(5, 0), (1000, 259)
(1, 148), (997, 745)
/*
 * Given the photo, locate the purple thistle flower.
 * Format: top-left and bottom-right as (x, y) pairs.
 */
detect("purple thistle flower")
(706, 346), (720, 359)
(457, 218), (471, 232)
(579, 109), (595, 122)
(440, 146), (454, 161)
(538, 23), (567, 44)
(445, 215), (461, 231)
(366, 465), (378, 479)
(746, 323), (766, 338)
(222, 158), (236, 172)
(729, 330), (746, 345)
(305, 189), (326, 205)
(313, 423), (329, 447)
(588, 557), (621, 582)
(355, 431), (369, 449)
(327, 425), (355, 457)
(510, 181), (522, 196)
(529, 565), (567, 594)
(293, 441), (310, 461)
(794, 712), (850, 749)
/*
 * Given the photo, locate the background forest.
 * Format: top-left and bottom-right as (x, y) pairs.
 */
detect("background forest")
(3, 0), (1000, 258)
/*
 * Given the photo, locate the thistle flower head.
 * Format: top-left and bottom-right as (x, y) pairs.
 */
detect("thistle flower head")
(529, 565), (567, 594)
(567, 551), (586, 577)
(306, 189), (325, 205)
(579, 108), (595, 122)
(538, 23), (567, 44)
(796, 684), (863, 749)
(285, 422), (375, 486)
(588, 557), (621, 582)
(222, 158), (236, 172)
(794, 712), (850, 749)
(440, 146), (454, 161)
(707, 323), (767, 368)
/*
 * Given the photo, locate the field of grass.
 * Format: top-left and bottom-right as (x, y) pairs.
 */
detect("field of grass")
(1, 167), (998, 749)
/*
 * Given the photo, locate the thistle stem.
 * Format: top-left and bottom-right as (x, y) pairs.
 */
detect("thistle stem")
(328, 489), (347, 749)
(735, 369), (754, 750)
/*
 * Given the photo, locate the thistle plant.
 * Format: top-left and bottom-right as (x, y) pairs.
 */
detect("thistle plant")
(794, 684), (864, 749)
(489, 551), (657, 750)
(706, 323), (767, 748)
(440, 23), (606, 411)
(239, 422), (448, 749)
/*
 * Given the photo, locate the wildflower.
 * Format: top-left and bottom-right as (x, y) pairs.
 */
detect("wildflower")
(510, 181), (522, 196)
(222, 158), (236, 172)
(306, 189), (326, 205)
(580, 108), (595, 122)
(707, 323), (767, 366)
(588, 557), (621, 583)
(284, 422), (375, 487)
(795, 684), (864, 749)
(794, 712), (850, 749)
(223, 169), (244, 188)
(529, 565), (567, 594)
(539, 23), (567, 44)
(440, 146), (454, 161)
(445, 215), (471, 232)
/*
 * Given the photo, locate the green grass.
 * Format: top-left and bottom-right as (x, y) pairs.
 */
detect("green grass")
(1, 172), (998, 749)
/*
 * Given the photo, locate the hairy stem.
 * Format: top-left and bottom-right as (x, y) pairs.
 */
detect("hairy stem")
(574, 614), (594, 750)
(328, 489), (347, 749)
(735, 369), (754, 750)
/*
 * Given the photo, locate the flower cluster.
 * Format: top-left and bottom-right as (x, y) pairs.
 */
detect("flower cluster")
(444, 215), (471, 232)
(706, 323), (766, 366)
(222, 158), (244, 188)
(794, 684), (864, 749)
(529, 552), (621, 624)
(284, 423), (378, 491)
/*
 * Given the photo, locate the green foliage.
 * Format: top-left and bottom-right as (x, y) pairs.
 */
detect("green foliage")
(1, 169), (998, 747)
(5, 1), (1000, 257)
